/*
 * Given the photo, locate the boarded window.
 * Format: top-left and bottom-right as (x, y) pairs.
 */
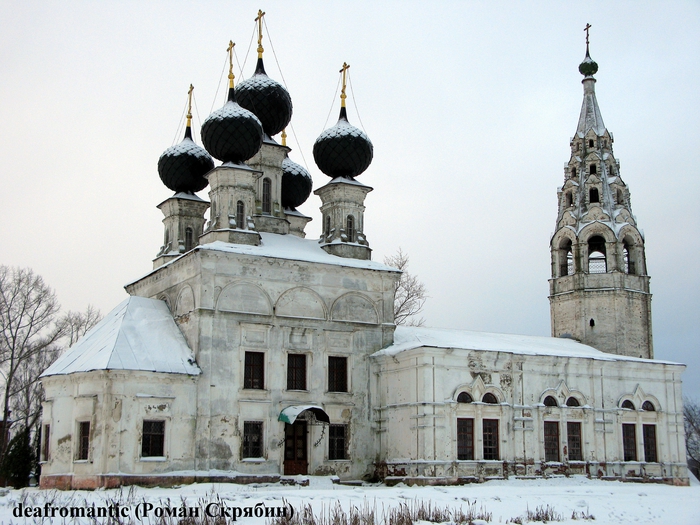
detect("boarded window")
(457, 418), (474, 460)
(567, 422), (583, 461)
(329, 424), (348, 460)
(482, 419), (499, 460)
(544, 421), (560, 462)
(78, 421), (90, 460)
(643, 424), (657, 462)
(623, 423), (637, 461)
(328, 356), (347, 392)
(244, 352), (264, 390)
(243, 422), (263, 458)
(142, 420), (165, 457)
(287, 354), (307, 390)
(262, 178), (272, 214)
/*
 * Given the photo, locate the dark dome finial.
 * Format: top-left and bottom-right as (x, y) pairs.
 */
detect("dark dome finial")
(158, 85), (214, 193)
(579, 23), (599, 77)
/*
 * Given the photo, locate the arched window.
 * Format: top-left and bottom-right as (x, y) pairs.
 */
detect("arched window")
(566, 397), (580, 407)
(642, 401), (656, 412)
(236, 201), (245, 229)
(589, 188), (599, 203)
(623, 242), (635, 275)
(571, 167), (577, 178)
(482, 393), (498, 404)
(262, 178), (272, 214)
(617, 189), (624, 205)
(457, 392), (473, 404)
(346, 215), (355, 243)
(185, 227), (194, 251)
(544, 396), (558, 407)
(588, 139), (594, 148)
(589, 164), (597, 175)
(588, 236), (607, 273)
(621, 400), (635, 410)
(325, 215), (331, 235)
(565, 192), (573, 207)
(559, 238), (573, 277)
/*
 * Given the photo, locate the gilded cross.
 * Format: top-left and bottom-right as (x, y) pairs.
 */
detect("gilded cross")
(187, 84), (194, 123)
(227, 41), (235, 86)
(584, 23), (591, 45)
(256, 10), (266, 57)
(339, 62), (350, 107)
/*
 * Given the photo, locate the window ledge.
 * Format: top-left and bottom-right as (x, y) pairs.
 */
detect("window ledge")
(328, 459), (351, 462)
(140, 456), (167, 462)
(241, 457), (266, 463)
(73, 460), (92, 464)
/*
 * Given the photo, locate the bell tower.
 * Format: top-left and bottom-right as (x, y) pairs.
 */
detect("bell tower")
(549, 29), (653, 359)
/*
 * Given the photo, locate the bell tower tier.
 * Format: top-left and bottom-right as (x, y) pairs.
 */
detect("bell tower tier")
(247, 142), (291, 235)
(548, 39), (653, 359)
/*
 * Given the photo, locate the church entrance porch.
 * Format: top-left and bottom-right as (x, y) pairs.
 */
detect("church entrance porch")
(284, 421), (308, 475)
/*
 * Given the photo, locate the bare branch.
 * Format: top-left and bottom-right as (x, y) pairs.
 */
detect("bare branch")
(384, 248), (428, 327)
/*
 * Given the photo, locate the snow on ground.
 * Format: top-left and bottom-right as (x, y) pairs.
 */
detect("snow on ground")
(0, 475), (696, 524)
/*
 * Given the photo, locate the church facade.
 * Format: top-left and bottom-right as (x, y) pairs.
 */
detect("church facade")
(38, 30), (688, 489)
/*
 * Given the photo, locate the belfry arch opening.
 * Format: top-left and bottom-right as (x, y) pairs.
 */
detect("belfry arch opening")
(558, 238), (574, 277)
(587, 235), (607, 273)
(589, 188), (599, 203)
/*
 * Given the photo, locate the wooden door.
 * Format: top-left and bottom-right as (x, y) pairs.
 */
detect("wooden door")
(284, 421), (308, 475)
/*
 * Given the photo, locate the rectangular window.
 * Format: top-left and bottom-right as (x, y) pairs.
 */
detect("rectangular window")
(42, 424), (50, 461)
(622, 423), (637, 461)
(544, 421), (560, 462)
(287, 354), (307, 390)
(141, 420), (165, 457)
(243, 421), (263, 458)
(567, 422), (583, 461)
(244, 352), (264, 390)
(78, 421), (90, 460)
(329, 424), (348, 460)
(482, 419), (499, 460)
(328, 356), (347, 392)
(643, 424), (657, 463)
(457, 418), (474, 460)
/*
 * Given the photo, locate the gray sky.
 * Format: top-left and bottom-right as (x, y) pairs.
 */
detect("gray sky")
(1, 1), (698, 397)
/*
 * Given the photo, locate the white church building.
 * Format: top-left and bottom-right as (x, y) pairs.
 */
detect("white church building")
(38, 29), (688, 489)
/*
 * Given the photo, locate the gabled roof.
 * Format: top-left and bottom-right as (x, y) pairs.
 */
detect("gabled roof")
(372, 326), (681, 365)
(42, 296), (200, 377)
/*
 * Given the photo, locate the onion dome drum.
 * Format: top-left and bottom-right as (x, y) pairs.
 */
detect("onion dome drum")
(281, 156), (313, 208)
(157, 127), (214, 193)
(313, 107), (373, 179)
(236, 58), (293, 138)
(201, 88), (264, 163)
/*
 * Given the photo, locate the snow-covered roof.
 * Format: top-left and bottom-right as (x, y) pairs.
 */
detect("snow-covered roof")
(42, 296), (200, 377)
(373, 326), (681, 364)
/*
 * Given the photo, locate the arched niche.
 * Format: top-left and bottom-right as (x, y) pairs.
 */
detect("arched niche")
(331, 293), (378, 324)
(217, 282), (272, 315)
(276, 287), (327, 320)
(175, 285), (195, 316)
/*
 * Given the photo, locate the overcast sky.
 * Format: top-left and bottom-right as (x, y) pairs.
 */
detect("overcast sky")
(1, 1), (698, 398)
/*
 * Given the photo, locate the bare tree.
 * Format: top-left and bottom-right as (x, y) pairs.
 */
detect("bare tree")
(61, 305), (102, 348)
(684, 397), (700, 479)
(384, 248), (428, 326)
(0, 266), (64, 457)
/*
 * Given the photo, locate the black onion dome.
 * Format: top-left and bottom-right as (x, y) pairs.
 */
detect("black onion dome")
(201, 88), (264, 163)
(281, 155), (313, 208)
(157, 127), (214, 193)
(236, 58), (292, 137)
(579, 46), (599, 77)
(313, 107), (373, 178)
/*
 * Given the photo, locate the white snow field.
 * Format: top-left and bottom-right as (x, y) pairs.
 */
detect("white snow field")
(0, 474), (696, 524)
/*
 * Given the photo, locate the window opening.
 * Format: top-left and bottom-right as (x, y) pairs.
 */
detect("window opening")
(590, 164), (597, 175)
(42, 424), (50, 461)
(457, 392), (473, 403)
(325, 215), (331, 235)
(329, 424), (348, 460)
(185, 227), (194, 251)
(571, 167), (577, 177)
(243, 421), (263, 458)
(566, 397), (580, 407)
(622, 400), (635, 410)
(589, 188), (599, 203)
(142, 420), (165, 457)
(589, 318), (595, 327)
(559, 239), (573, 277)
(624, 242), (636, 275)
(482, 419), (499, 460)
(567, 422), (583, 461)
(588, 139), (594, 148)
(642, 401), (655, 412)
(587, 236), (607, 273)
(236, 201), (245, 228)
(244, 352), (264, 389)
(457, 418), (474, 460)
(328, 356), (348, 392)
(544, 395), (558, 407)
(78, 421), (90, 460)
(262, 178), (272, 214)
(643, 425), (657, 462)
(482, 393), (498, 404)
(565, 192), (573, 207)
(622, 423), (637, 461)
(544, 421), (560, 462)
(287, 354), (307, 390)
(346, 215), (355, 243)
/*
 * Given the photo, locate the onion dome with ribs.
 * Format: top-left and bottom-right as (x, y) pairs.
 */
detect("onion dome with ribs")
(313, 106), (373, 179)
(281, 155), (312, 209)
(157, 125), (214, 193)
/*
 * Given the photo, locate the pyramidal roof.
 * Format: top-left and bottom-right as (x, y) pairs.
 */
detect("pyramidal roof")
(42, 296), (200, 377)
(576, 78), (607, 137)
